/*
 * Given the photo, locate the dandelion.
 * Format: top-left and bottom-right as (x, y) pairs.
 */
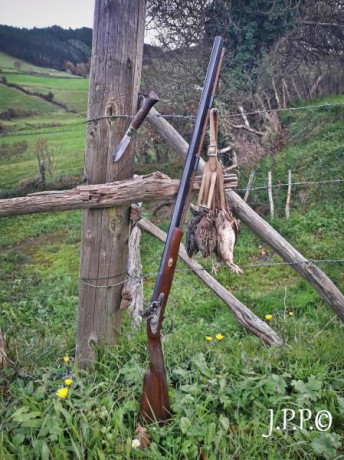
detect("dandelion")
(216, 334), (224, 341)
(265, 314), (272, 320)
(63, 356), (70, 363)
(64, 378), (73, 386)
(288, 311), (294, 316)
(206, 336), (213, 341)
(132, 439), (141, 449)
(56, 387), (69, 399)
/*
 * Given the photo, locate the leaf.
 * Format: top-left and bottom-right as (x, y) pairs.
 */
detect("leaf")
(291, 375), (322, 402)
(12, 433), (25, 446)
(179, 384), (201, 395)
(41, 442), (50, 460)
(11, 410), (42, 423)
(135, 423), (151, 448)
(191, 353), (212, 377)
(264, 374), (287, 395)
(337, 395), (344, 415)
(219, 414), (230, 431)
(311, 433), (341, 460)
(180, 417), (192, 434)
(173, 368), (189, 379)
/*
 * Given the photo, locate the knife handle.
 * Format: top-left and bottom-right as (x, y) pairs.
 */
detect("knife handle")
(131, 91), (159, 130)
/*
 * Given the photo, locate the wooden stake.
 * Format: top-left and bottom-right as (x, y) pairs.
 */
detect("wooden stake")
(76, 0), (146, 369)
(272, 79), (281, 109)
(268, 171), (274, 219)
(286, 170), (292, 219)
(244, 171), (255, 203)
(120, 212), (143, 332)
(0, 331), (6, 368)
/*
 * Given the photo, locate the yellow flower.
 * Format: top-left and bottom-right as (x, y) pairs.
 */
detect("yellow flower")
(216, 334), (224, 341)
(288, 311), (294, 316)
(206, 336), (213, 341)
(63, 356), (70, 363)
(265, 314), (272, 320)
(238, 342), (242, 346)
(64, 378), (73, 386)
(56, 387), (69, 399)
(131, 439), (141, 449)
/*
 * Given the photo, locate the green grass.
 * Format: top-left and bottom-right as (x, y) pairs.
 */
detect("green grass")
(3, 74), (88, 113)
(0, 52), (344, 457)
(0, 84), (64, 116)
(0, 51), (77, 77)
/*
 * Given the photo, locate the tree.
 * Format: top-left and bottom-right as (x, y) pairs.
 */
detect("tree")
(13, 60), (22, 71)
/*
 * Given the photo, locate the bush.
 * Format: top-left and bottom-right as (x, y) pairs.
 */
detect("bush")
(0, 141), (28, 160)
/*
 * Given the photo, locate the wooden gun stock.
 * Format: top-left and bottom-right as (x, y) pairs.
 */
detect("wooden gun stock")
(140, 227), (183, 422)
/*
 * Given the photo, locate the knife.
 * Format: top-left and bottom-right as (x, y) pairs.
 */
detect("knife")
(112, 90), (159, 162)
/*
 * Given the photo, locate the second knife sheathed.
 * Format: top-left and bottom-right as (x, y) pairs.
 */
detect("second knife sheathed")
(112, 90), (159, 162)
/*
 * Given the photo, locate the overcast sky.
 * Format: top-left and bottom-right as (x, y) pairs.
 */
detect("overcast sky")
(1, 0), (95, 29)
(0, 0), (157, 42)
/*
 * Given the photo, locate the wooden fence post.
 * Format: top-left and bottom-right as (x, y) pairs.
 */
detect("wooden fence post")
(268, 171), (274, 218)
(76, 0), (146, 368)
(244, 171), (255, 203)
(286, 170), (292, 219)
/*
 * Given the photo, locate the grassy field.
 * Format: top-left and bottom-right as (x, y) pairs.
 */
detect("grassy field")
(0, 53), (344, 458)
(0, 52), (87, 191)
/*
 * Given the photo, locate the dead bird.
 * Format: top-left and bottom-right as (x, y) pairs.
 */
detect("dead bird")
(186, 205), (217, 259)
(214, 209), (242, 274)
(186, 205), (242, 275)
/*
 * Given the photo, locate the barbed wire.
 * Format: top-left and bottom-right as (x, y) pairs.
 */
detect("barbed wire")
(0, 174), (342, 192)
(2, 101), (341, 140)
(237, 178), (344, 192)
(77, 258), (344, 288)
(84, 101), (344, 124)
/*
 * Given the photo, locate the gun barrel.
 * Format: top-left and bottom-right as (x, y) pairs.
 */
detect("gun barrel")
(151, 36), (224, 308)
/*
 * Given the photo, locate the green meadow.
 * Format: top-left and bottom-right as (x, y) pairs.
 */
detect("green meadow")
(0, 52), (344, 459)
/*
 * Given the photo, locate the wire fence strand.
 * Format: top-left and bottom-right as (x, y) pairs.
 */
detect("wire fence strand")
(74, 258), (344, 289)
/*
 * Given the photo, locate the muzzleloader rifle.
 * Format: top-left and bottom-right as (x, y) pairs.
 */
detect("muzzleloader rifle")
(140, 36), (225, 423)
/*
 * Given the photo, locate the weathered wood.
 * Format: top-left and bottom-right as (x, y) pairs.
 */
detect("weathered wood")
(148, 106), (205, 173)
(227, 191), (344, 322)
(272, 78), (281, 109)
(120, 211), (143, 332)
(76, 0), (146, 368)
(135, 214), (283, 346)
(238, 105), (250, 127)
(286, 170), (292, 219)
(0, 331), (6, 368)
(244, 171), (255, 203)
(268, 171), (274, 219)
(0, 173), (182, 217)
(149, 109), (344, 321)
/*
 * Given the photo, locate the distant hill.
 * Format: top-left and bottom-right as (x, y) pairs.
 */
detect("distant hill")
(0, 25), (162, 71)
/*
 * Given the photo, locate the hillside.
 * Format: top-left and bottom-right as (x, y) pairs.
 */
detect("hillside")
(0, 25), (163, 71)
(0, 46), (344, 457)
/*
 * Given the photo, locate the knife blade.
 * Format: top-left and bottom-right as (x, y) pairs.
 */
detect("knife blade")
(113, 90), (159, 162)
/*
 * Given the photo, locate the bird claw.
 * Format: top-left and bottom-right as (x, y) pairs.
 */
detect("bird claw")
(211, 260), (219, 275)
(228, 263), (243, 275)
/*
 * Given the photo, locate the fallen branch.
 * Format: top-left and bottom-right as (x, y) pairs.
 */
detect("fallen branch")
(0, 172), (182, 217)
(228, 122), (264, 136)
